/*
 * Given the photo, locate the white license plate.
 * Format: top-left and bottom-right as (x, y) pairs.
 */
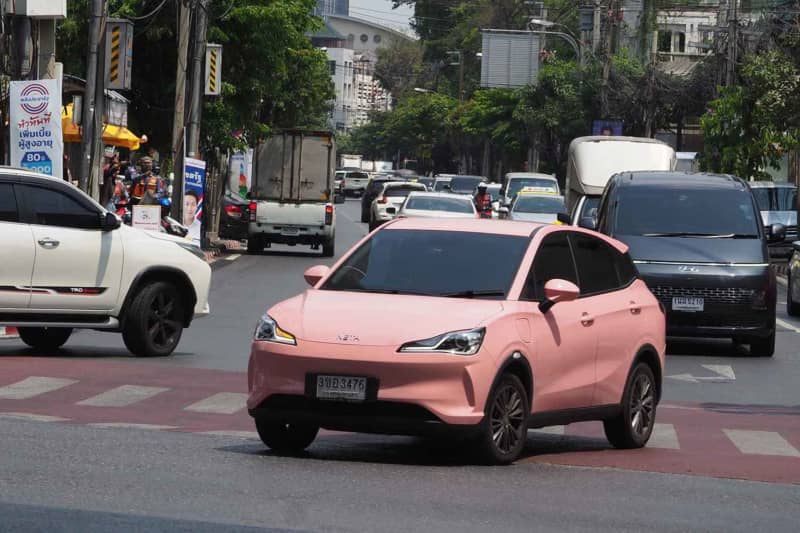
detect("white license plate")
(281, 227), (300, 236)
(672, 297), (704, 312)
(315, 375), (367, 401)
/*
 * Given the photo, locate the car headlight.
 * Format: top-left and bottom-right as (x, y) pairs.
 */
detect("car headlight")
(254, 315), (296, 345)
(398, 327), (485, 355)
(176, 241), (206, 260)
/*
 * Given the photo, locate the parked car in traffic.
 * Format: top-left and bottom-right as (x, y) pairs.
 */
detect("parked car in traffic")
(0, 168), (211, 357)
(247, 218), (665, 464)
(506, 193), (567, 224)
(361, 176), (393, 222)
(339, 169), (371, 197)
(369, 181), (427, 231)
(500, 172), (559, 207)
(397, 192), (477, 219)
(218, 193), (250, 242)
(788, 242), (800, 316)
(448, 175), (487, 195)
(594, 171), (783, 356)
(432, 175), (454, 192)
(749, 181), (798, 258)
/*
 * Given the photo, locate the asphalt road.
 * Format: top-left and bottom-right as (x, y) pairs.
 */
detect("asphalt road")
(1, 198), (799, 531)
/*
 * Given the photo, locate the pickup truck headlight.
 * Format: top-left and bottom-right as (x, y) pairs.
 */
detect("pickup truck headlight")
(398, 327), (485, 355)
(254, 315), (296, 345)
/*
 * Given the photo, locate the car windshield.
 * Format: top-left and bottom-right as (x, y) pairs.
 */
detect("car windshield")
(449, 177), (485, 193)
(417, 178), (434, 188)
(485, 185), (502, 198)
(751, 187), (797, 211)
(513, 195), (565, 214)
(507, 178), (557, 197)
(405, 196), (474, 213)
(433, 180), (451, 192)
(615, 188), (760, 237)
(347, 172), (369, 180)
(385, 185), (424, 198)
(322, 229), (528, 298)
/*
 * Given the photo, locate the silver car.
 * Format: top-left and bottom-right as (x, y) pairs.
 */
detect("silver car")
(507, 193), (567, 224)
(750, 181), (797, 258)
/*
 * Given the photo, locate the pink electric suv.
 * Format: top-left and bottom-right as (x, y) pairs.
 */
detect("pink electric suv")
(247, 218), (666, 464)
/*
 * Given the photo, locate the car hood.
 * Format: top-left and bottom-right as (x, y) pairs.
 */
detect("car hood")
(618, 235), (767, 264)
(269, 290), (505, 346)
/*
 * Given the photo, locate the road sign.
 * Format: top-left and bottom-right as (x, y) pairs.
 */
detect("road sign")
(20, 151), (53, 175)
(204, 44), (222, 96)
(105, 19), (133, 90)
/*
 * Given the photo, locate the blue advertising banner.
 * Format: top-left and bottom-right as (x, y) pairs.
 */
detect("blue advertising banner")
(183, 157), (206, 247)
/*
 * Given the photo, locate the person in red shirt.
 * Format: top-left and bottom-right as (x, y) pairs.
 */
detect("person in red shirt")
(474, 183), (492, 219)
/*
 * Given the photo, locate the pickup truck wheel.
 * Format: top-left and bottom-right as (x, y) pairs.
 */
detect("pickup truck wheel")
(18, 327), (72, 351)
(246, 236), (262, 254)
(322, 239), (335, 257)
(123, 281), (184, 357)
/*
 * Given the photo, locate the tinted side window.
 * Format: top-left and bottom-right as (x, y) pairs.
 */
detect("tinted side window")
(616, 252), (639, 286)
(570, 233), (620, 295)
(23, 185), (100, 229)
(523, 232), (578, 301)
(0, 183), (19, 222)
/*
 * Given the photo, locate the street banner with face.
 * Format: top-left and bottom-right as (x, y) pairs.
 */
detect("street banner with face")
(10, 80), (63, 179)
(183, 157), (206, 247)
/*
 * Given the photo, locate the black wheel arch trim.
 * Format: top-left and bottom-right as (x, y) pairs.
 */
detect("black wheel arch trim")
(487, 352), (534, 414)
(120, 266), (198, 328)
(628, 344), (663, 403)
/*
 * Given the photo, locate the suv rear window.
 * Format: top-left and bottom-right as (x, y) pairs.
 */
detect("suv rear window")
(384, 185), (425, 198)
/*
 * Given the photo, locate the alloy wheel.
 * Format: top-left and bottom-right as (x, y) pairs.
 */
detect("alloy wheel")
(629, 373), (655, 438)
(489, 384), (526, 455)
(147, 291), (181, 349)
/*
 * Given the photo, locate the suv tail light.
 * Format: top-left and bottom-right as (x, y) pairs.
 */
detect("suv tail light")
(249, 201), (257, 222)
(224, 204), (243, 220)
(325, 204), (333, 225)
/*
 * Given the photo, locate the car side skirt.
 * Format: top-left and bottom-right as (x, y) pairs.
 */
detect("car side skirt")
(527, 404), (621, 429)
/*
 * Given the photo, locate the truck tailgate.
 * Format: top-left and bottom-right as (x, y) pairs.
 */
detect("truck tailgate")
(256, 202), (326, 226)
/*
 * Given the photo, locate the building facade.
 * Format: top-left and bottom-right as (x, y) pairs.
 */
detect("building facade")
(315, 0), (349, 17)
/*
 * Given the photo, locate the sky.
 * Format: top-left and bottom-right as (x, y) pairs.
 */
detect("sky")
(348, 0), (415, 33)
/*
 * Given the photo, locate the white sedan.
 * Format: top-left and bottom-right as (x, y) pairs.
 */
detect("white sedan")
(507, 193), (567, 223)
(397, 192), (478, 219)
(369, 182), (427, 231)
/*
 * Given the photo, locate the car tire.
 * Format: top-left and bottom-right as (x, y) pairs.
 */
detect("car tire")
(475, 373), (529, 465)
(122, 281), (184, 357)
(17, 327), (72, 351)
(255, 418), (319, 453)
(604, 362), (657, 449)
(246, 235), (262, 254)
(322, 239), (335, 258)
(788, 276), (800, 316)
(749, 331), (775, 357)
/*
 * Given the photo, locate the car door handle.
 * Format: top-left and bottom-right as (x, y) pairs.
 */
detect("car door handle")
(581, 312), (594, 326)
(629, 301), (642, 315)
(37, 238), (60, 249)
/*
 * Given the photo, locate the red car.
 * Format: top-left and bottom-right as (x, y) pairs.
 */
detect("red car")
(248, 218), (666, 464)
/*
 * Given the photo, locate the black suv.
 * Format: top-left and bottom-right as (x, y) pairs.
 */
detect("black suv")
(594, 172), (784, 357)
(361, 177), (394, 223)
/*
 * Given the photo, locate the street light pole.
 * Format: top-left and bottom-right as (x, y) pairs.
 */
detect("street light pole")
(529, 29), (583, 66)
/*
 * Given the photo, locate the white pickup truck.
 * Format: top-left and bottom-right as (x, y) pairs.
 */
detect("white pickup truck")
(338, 169), (371, 197)
(246, 130), (341, 257)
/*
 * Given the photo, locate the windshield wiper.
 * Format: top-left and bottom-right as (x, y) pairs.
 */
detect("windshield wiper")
(440, 290), (506, 299)
(641, 232), (757, 239)
(347, 288), (435, 296)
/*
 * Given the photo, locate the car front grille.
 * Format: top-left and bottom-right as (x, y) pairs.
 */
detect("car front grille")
(649, 286), (755, 305)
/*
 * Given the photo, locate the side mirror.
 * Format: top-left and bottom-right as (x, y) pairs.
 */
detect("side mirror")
(556, 212), (571, 225)
(538, 279), (580, 313)
(768, 223), (786, 244)
(578, 216), (597, 230)
(100, 211), (121, 231)
(304, 265), (331, 287)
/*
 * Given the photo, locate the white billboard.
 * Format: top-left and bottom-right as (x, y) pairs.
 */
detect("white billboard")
(10, 79), (63, 179)
(480, 31), (540, 89)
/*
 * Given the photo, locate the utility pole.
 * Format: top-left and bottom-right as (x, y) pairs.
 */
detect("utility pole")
(644, 0), (657, 138)
(172, 0), (191, 219)
(600, 0), (620, 118)
(725, 0), (738, 86)
(592, 0), (602, 54)
(187, 0), (210, 157)
(80, 0), (105, 193)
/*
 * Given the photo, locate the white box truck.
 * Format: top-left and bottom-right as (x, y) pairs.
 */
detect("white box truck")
(247, 130), (339, 256)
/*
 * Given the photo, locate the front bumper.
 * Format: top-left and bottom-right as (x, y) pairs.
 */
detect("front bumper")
(247, 339), (497, 431)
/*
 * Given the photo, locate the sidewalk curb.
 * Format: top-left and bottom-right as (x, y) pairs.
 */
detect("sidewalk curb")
(0, 327), (19, 339)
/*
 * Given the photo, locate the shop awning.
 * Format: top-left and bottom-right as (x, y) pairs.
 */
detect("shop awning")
(61, 104), (145, 151)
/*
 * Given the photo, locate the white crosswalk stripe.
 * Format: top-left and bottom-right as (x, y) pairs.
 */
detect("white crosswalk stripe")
(0, 377), (78, 400)
(183, 393), (248, 415)
(723, 429), (800, 457)
(0, 412), (70, 422)
(77, 385), (169, 407)
(648, 423), (680, 450)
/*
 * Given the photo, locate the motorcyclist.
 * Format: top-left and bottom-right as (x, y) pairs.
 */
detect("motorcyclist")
(131, 157), (164, 204)
(474, 183), (493, 219)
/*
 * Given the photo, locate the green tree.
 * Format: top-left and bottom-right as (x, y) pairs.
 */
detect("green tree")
(701, 51), (800, 179)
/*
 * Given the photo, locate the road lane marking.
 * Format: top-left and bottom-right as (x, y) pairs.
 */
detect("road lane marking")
(776, 318), (800, 334)
(530, 425), (565, 435)
(199, 430), (259, 439)
(0, 412), (71, 422)
(0, 377), (78, 400)
(723, 429), (800, 457)
(183, 392), (248, 414)
(648, 423), (680, 450)
(88, 423), (177, 430)
(77, 385), (170, 407)
(225, 254), (241, 261)
(701, 365), (736, 380)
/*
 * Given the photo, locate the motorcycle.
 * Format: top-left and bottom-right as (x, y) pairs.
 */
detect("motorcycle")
(158, 197), (189, 238)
